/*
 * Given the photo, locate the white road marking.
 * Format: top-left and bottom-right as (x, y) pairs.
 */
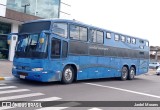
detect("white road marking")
(0, 107), (12, 110)
(0, 89), (30, 94)
(33, 97), (62, 101)
(4, 77), (15, 81)
(0, 86), (17, 90)
(88, 108), (102, 110)
(0, 84), (6, 86)
(0, 93), (44, 101)
(85, 83), (160, 99)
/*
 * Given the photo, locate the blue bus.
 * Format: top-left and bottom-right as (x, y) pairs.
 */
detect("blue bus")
(8, 19), (149, 84)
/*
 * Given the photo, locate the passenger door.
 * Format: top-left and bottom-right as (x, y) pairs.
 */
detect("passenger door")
(51, 38), (61, 59)
(50, 37), (68, 69)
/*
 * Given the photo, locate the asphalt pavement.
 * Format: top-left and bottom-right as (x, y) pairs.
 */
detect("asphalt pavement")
(1, 73), (160, 110)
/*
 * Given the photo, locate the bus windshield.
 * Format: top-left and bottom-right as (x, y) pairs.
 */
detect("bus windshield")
(15, 33), (48, 59)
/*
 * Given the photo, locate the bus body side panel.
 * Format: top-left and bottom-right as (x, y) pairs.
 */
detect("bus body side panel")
(68, 55), (88, 80)
(46, 59), (64, 82)
(97, 57), (113, 78)
(137, 59), (149, 75)
(84, 56), (98, 79)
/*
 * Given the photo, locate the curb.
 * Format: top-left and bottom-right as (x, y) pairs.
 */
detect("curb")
(0, 77), (15, 81)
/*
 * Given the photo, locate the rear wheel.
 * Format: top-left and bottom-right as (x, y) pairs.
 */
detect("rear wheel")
(128, 67), (135, 80)
(120, 66), (128, 81)
(62, 66), (74, 84)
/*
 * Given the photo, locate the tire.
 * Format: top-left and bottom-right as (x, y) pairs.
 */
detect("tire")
(128, 67), (135, 80)
(156, 66), (159, 69)
(61, 66), (74, 84)
(120, 66), (128, 81)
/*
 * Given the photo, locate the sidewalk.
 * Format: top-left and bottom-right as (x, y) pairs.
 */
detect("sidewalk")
(0, 60), (13, 78)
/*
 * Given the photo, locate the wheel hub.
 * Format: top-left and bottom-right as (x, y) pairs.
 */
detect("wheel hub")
(64, 69), (72, 81)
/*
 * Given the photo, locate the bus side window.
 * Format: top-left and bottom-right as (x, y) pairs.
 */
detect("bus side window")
(90, 29), (103, 43)
(62, 41), (68, 58)
(80, 27), (87, 41)
(51, 38), (61, 58)
(121, 35), (126, 42)
(52, 23), (68, 38)
(132, 38), (136, 44)
(90, 29), (96, 43)
(97, 30), (104, 43)
(115, 34), (119, 41)
(146, 41), (149, 47)
(70, 25), (79, 40)
(70, 25), (87, 41)
(106, 32), (111, 39)
(139, 40), (144, 43)
(127, 37), (131, 43)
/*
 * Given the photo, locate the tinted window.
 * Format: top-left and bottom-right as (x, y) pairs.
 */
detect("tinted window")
(52, 23), (68, 38)
(70, 25), (87, 41)
(80, 27), (87, 41)
(139, 40), (144, 43)
(62, 41), (68, 58)
(146, 41), (149, 47)
(121, 35), (126, 42)
(20, 21), (51, 33)
(0, 35), (9, 59)
(90, 30), (103, 43)
(127, 37), (131, 43)
(70, 25), (79, 40)
(132, 38), (136, 44)
(97, 31), (104, 43)
(51, 38), (61, 58)
(90, 30), (97, 42)
(106, 32), (111, 39)
(115, 34), (119, 41)
(69, 41), (88, 55)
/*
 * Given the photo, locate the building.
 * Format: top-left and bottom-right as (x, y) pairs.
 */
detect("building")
(150, 46), (160, 62)
(0, 0), (71, 61)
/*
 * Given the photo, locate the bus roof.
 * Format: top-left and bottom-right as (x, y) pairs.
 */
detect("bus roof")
(23, 18), (149, 42)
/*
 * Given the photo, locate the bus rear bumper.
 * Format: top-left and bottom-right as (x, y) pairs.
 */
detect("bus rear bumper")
(12, 69), (61, 82)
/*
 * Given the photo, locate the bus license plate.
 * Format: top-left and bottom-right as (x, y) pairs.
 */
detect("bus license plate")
(20, 75), (25, 79)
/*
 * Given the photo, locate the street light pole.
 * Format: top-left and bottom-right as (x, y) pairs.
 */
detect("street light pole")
(35, 0), (37, 16)
(22, 3), (30, 13)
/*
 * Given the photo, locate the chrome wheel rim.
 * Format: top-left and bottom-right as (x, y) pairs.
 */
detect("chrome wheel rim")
(64, 68), (72, 81)
(122, 68), (127, 79)
(130, 69), (135, 78)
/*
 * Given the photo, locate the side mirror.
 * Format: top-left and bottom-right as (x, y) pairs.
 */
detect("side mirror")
(7, 35), (11, 45)
(39, 32), (46, 44)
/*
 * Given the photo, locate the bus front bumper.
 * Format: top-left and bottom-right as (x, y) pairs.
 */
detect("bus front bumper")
(12, 69), (62, 82)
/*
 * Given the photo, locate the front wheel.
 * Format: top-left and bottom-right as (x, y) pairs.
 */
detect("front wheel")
(128, 67), (135, 80)
(61, 66), (74, 84)
(120, 66), (128, 81)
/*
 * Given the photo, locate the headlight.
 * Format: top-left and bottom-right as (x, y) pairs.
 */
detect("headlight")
(32, 68), (43, 71)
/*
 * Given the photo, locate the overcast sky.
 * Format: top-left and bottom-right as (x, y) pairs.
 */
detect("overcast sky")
(68, 0), (160, 46)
